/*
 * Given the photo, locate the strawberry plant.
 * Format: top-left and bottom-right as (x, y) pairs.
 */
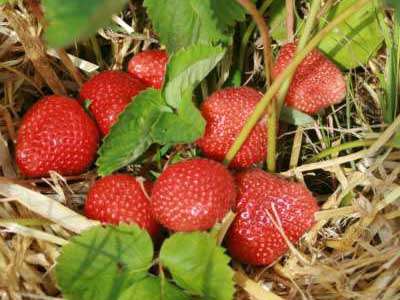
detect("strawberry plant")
(0, 0), (399, 300)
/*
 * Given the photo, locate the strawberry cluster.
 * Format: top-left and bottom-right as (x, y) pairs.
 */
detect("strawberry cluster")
(16, 50), (168, 178)
(15, 43), (347, 265)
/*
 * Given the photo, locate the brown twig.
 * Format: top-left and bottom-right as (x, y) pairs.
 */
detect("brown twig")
(0, 106), (17, 144)
(318, 0), (335, 18)
(25, 0), (44, 21)
(56, 49), (84, 86)
(286, 0), (295, 42)
(0, 62), (44, 94)
(236, 0), (273, 85)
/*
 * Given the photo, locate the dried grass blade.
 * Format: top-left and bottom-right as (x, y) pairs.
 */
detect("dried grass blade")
(234, 271), (284, 300)
(0, 180), (98, 233)
(0, 222), (67, 245)
(3, 7), (66, 95)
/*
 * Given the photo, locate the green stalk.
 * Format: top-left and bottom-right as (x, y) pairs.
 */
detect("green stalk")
(297, 0), (321, 50)
(224, 0), (370, 166)
(266, 99), (278, 171)
(307, 139), (397, 163)
(236, 0), (274, 172)
(266, 0), (321, 172)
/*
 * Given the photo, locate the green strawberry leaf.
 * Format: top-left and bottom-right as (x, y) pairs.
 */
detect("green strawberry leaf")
(267, 0), (288, 43)
(96, 89), (168, 176)
(164, 44), (226, 108)
(318, 0), (383, 69)
(152, 92), (206, 144)
(97, 45), (224, 175)
(0, 0), (16, 4)
(385, 0), (400, 8)
(210, 0), (246, 29)
(120, 276), (190, 300)
(388, 0), (400, 20)
(56, 225), (153, 300)
(391, 131), (400, 148)
(42, 0), (128, 48)
(143, 0), (228, 53)
(377, 4), (400, 123)
(160, 232), (234, 300)
(280, 106), (314, 125)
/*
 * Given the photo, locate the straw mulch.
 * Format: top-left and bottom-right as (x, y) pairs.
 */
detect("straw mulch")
(0, 2), (399, 300)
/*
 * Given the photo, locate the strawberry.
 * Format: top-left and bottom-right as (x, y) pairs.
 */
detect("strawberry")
(128, 50), (168, 89)
(151, 158), (236, 232)
(143, 180), (154, 197)
(226, 169), (319, 266)
(272, 42), (346, 114)
(196, 87), (267, 168)
(16, 95), (99, 178)
(80, 70), (146, 135)
(85, 174), (159, 237)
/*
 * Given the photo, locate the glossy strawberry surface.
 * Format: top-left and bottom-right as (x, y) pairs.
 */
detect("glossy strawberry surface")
(227, 169), (319, 266)
(128, 50), (168, 89)
(85, 174), (159, 237)
(196, 87), (267, 168)
(272, 42), (346, 114)
(151, 158), (236, 232)
(16, 95), (99, 177)
(80, 70), (146, 135)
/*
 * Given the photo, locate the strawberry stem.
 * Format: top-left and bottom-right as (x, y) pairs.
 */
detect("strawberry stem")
(236, 0), (274, 173)
(297, 0), (322, 50)
(285, 0), (295, 42)
(236, 0), (273, 85)
(224, 0), (370, 167)
(266, 0), (321, 172)
(238, 0), (273, 77)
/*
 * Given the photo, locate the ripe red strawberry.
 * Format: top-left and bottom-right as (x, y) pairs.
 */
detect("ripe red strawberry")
(227, 169), (319, 266)
(143, 180), (153, 197)
(80, 70), (146, 135)
(196, 87), (267, 168)
(272, 42), (346, 114)
(128, 50), (168, 89)
(16, 95), (99, 178)
(85, 174), (159, 237)
(151, 158), (236, 232)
